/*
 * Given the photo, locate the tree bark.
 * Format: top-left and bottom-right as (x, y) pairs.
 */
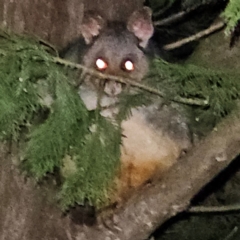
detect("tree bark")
(0, 0), (144, 49)
(0, 0), (85, 49)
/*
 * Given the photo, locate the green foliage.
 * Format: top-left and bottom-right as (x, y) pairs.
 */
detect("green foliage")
(147, 59), (240, 133)
(0, 30), (122, 208)
(116, 91), (152, 123)
(0, 34), (44, 140)
(25, 73), (89, 179)
(60, 114), (121, 209)
(222, 0), (240, 35)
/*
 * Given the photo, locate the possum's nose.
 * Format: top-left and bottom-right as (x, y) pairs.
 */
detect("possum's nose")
(104, 80), (122, 96)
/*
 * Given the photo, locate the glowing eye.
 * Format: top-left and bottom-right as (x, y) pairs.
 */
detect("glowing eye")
(124, 60), (134, 71)
(96, 58), (108, 71)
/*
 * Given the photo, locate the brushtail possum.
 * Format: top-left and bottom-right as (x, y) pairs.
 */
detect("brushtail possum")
(61, 7), (191, 202)
(62, 7), (153, 99)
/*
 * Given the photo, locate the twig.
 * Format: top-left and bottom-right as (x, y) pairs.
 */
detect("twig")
(153, 1), (213, 26)
(53, 57), (209, 106)
(152, 4), (174, 18)
(38, 38), (59, 56)
(164, 21), (225, 50)
(188, 204), (240, 213)
(223, 227), (238, 240)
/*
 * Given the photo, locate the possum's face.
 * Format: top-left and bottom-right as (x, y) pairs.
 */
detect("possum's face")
(80, 7), (154, 96)
(83, 26), (149, 96)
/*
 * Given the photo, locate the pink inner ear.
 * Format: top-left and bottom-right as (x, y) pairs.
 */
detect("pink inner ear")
(127, 7), (154, 48)
(131, 20), (154, 47)
(81, 13), (105, 44)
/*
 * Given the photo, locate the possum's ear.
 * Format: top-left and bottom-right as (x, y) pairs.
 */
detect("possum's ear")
(127, 7), (154, 48)
(81, 11), (106, 44)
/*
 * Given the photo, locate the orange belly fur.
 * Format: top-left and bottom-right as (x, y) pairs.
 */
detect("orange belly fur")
(113, 109), (189, 201)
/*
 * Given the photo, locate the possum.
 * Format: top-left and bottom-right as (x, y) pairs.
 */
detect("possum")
(62, 7), (154, 112)
(61, 7), (192, 203)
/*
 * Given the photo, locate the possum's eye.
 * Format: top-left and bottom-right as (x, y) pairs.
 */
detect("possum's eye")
(122, 60), (134, 72)
(95, 58), (108, 71)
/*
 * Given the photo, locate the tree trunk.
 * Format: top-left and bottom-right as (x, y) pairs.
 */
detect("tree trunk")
(0, 0), (144, 49)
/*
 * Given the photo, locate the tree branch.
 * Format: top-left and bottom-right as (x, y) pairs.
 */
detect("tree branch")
(54, 57), (209, 106)
(163, 21), (225, 50)
(223, 227), (238, 240)
(153, 1), (214, 26)
(189, 204), (240, 213)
